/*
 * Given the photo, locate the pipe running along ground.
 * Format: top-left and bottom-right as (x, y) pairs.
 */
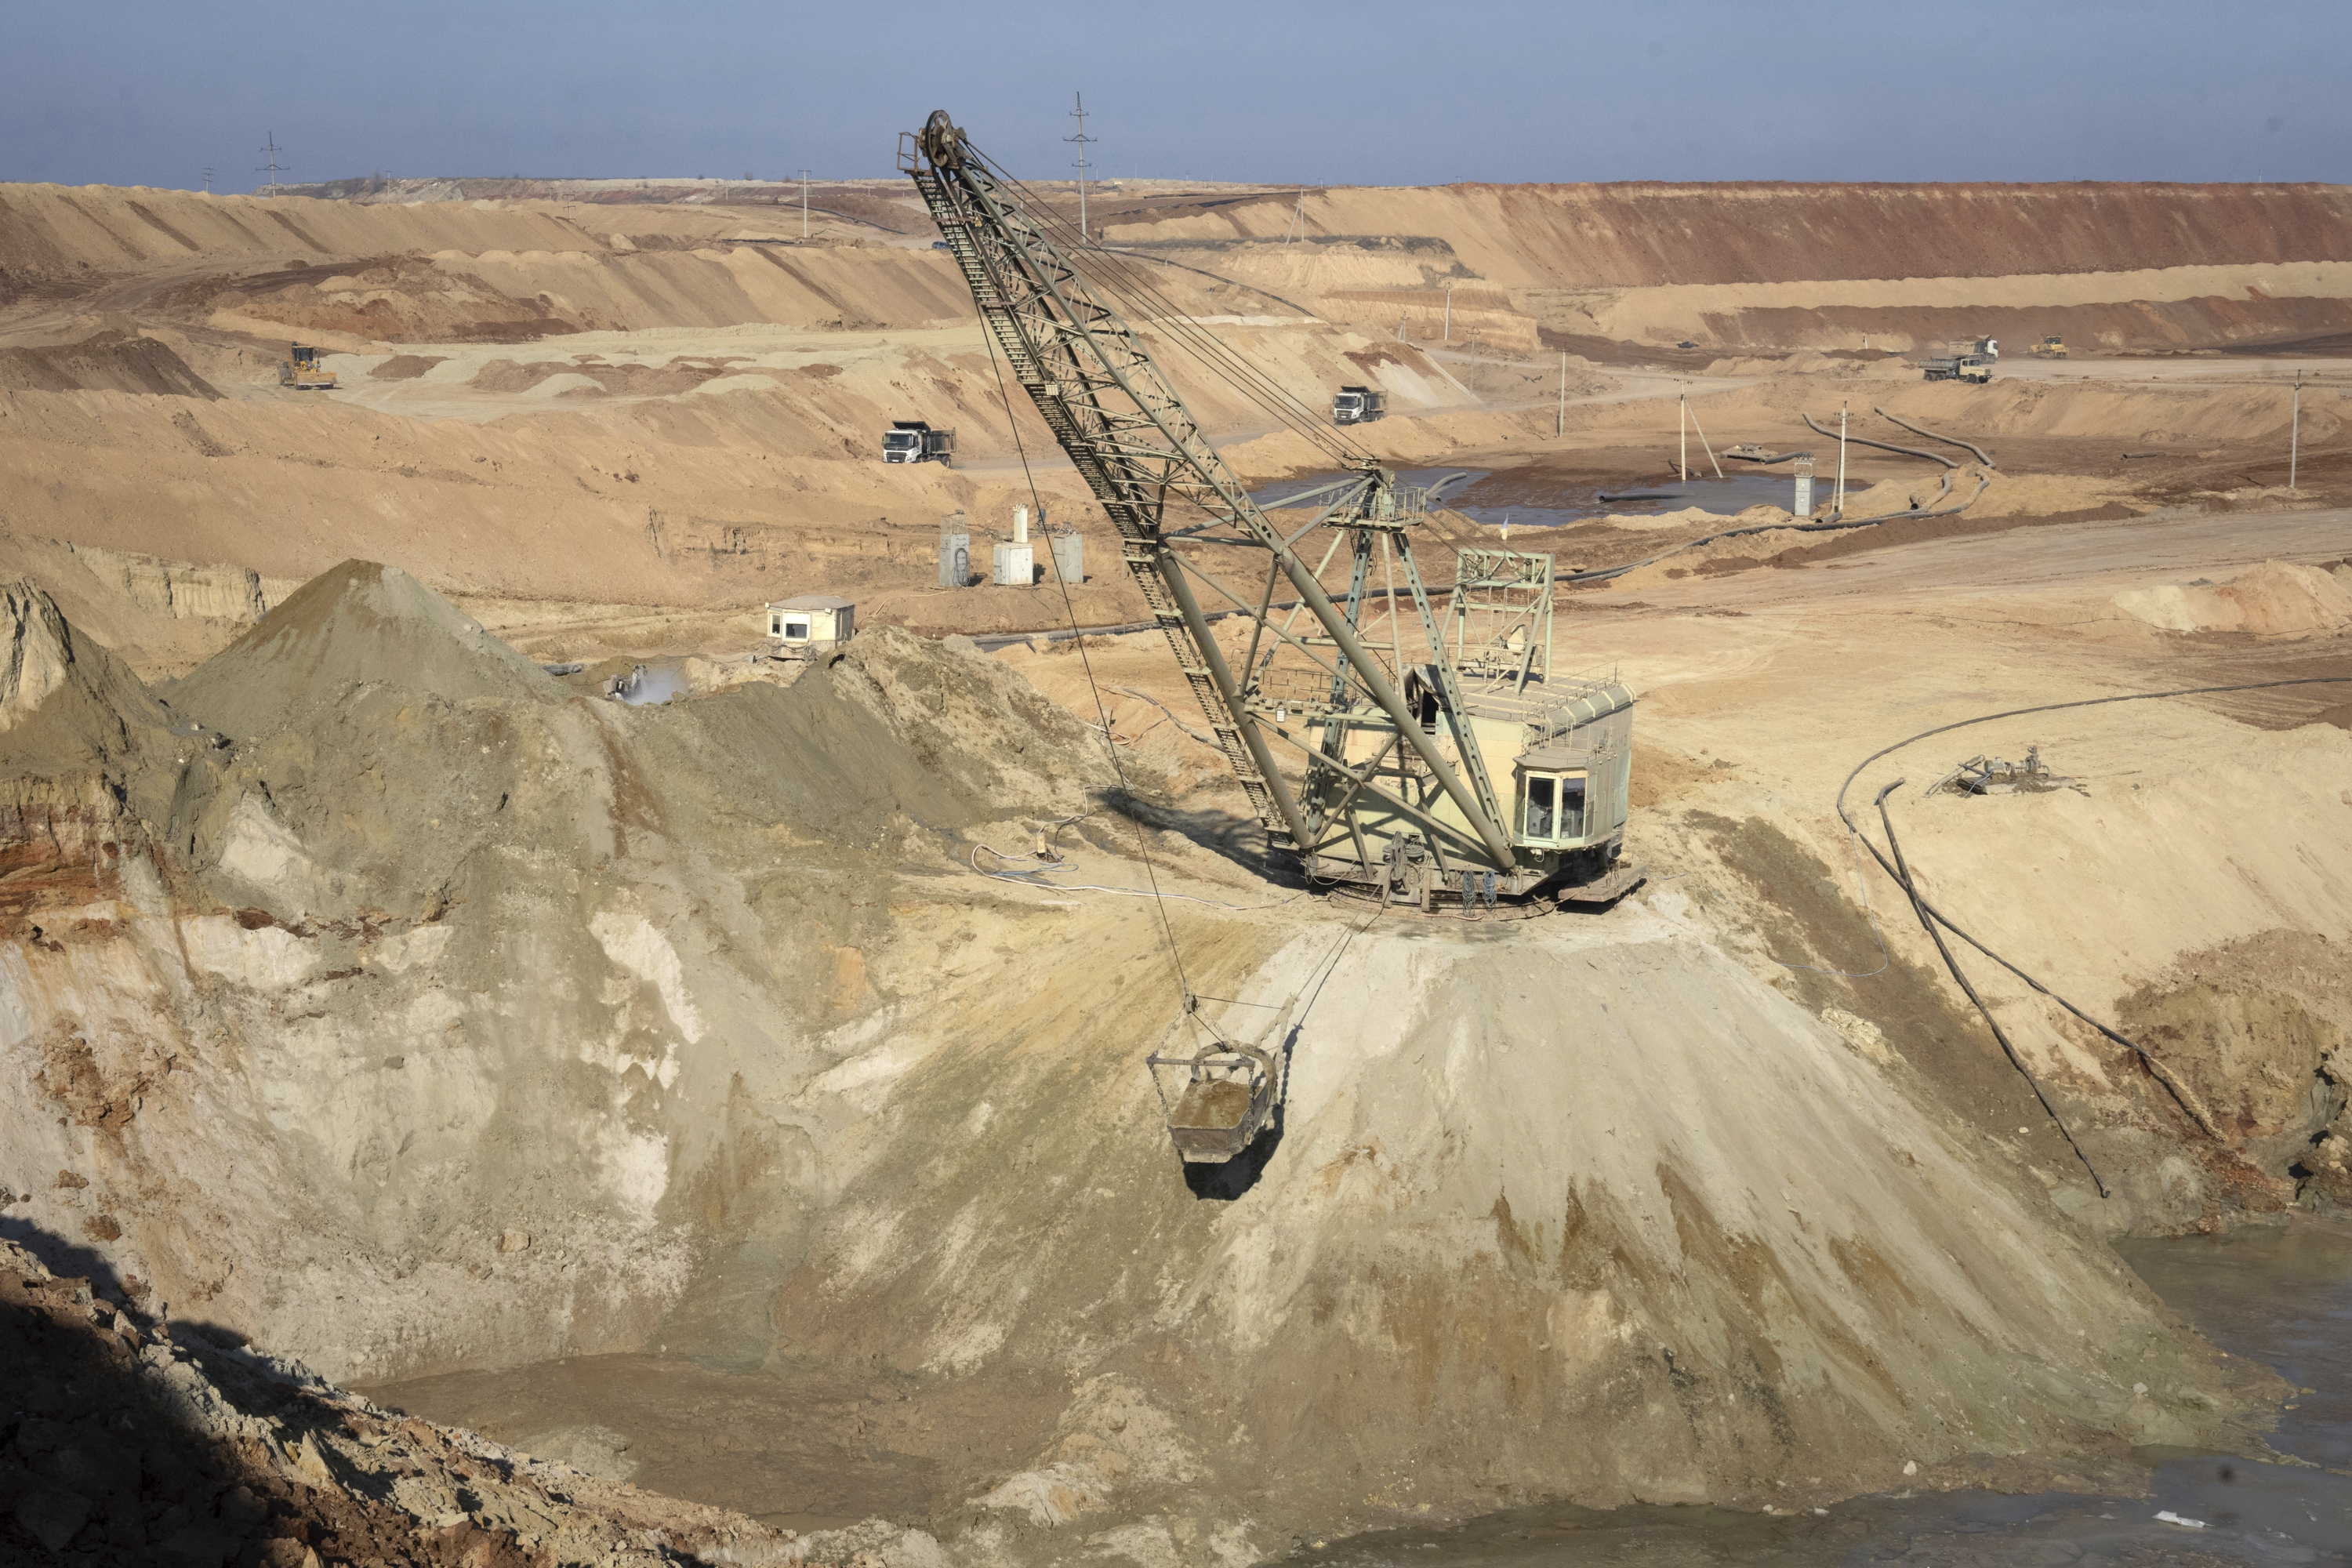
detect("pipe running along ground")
(1561, 471), (1991, 584)
(1834, 678), (2352, 1163)
(1802, 409), (1958, 469)
(1872, 406), (1998, 467)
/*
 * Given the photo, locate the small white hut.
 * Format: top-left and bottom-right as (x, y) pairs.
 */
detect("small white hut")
(766, 593), (855, 653)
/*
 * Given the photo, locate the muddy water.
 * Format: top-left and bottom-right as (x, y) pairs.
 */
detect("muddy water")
(358, 1353), (1062, 1536)
(1285, 1217), (2352, 1566)
(363, 1218), (2352, 1559)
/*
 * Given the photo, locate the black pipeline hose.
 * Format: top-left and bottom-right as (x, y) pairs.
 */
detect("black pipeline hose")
(1834, 678), (2352, 1163)
(1803, 410), (1958, 469)
(1874, 783), (2111, 1196)
(1873, 406), (1996, 468)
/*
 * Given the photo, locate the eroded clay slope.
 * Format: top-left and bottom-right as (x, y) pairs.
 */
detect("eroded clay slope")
(1, 567), (1112, 1386)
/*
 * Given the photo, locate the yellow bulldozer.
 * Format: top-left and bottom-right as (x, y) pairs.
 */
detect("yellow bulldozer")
(278, 343), (337, 390)
(2030, 334), (2068, 360)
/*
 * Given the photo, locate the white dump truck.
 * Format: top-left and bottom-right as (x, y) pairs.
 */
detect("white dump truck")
(1331, 385), (1385, 425)
(1918, 337), (1998, 384)
(882, 419), (956, 464)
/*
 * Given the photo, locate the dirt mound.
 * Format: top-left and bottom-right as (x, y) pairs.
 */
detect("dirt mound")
(164, 560), (561, 742)
(0, 329), (218, 397)
(203, 256), (605, 344)
(0, 579), (172, 776)
(2113, 560), (2352, 635)
(1, 568), (1125, 1392)
(768, 911), (2270, 1548)
(368, 354), (446, 380)
(813, 624), (1109, 817)
(0, 186), (601, 280)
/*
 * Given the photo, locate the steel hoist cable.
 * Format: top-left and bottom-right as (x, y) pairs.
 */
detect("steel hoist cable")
(974, 151), (1367, 472)
(973, 296), (1203, 1017)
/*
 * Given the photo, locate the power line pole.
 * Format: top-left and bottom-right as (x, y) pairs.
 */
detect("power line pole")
(201, 166), (213, 195)
(798, 169), (812, 239)
(1837, 400), (1849, 518)
(1557, 350), (1566, 438)
(2290, 368), (2302, 492)
(1065, 92), (1095, 238)
(256, 132), (287, 197)
(1443, 281), (1454, 344)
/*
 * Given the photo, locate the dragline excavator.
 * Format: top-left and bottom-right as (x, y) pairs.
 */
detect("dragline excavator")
(908, 110), (1645, 1162)
(904, 111), (1643, 924)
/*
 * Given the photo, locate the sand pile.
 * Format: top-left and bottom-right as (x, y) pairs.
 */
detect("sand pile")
(164, 560), (561, 741)
(2112, 560), (2352, 635)
(760, 906), (2270, 1555)
(0, 329), (219, 398)
(0, 562), (1120, 1389)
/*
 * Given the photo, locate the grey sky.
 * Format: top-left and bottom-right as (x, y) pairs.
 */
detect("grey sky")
(4, 1), (2343, 194)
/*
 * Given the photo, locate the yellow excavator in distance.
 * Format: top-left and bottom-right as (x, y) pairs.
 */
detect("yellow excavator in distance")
(2030, 334), (2068, 360)
(278, 343), (337, 390)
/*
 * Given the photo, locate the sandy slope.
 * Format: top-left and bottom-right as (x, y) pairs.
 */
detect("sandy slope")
(4, 172), (2352, 1561)
(0, 565), (2288, 1565)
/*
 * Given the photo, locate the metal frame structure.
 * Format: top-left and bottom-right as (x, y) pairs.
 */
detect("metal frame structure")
(904, 111), (1635, 908)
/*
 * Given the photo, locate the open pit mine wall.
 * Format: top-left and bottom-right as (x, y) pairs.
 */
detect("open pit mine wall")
(1104, 182), (2352, 354)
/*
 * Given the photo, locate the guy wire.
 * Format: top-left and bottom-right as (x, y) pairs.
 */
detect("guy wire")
(978, 152), (1365, 470)
(974, 296), (1196, 1004)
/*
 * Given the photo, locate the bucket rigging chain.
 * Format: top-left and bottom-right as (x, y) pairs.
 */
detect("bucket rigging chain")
(904, 110), (1518, 876)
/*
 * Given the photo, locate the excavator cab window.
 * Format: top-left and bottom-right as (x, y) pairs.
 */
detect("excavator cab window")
(1559, 775), (1587, 839)
(1524, 776), (1555, 839)
(1404, 670), (1441, 733)
(1520, 771), (1588, 842)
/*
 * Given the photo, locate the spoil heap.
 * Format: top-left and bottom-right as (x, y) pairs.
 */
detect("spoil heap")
(2, 561), (1112, 1389)
(760, 909), (2277, 1558)
(0, 558), (2296, 1561)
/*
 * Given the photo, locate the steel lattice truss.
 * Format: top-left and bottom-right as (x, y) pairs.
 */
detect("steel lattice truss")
(903, 111), (1517, 877)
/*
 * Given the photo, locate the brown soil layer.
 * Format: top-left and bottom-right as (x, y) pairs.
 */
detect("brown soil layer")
(1105, 181), (2352, 287)
(0, 330), (218, 397)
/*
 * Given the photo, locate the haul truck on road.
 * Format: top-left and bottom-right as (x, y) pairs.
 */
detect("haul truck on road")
(1918, 336), (1998, 383)
(881, 419), (955, 465)
(1330, 384), (1385, 425)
